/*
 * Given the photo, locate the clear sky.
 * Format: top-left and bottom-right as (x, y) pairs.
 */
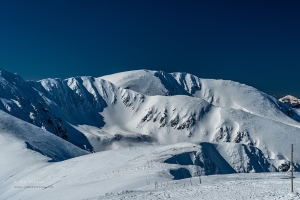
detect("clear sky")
(0, 0), (299, 97)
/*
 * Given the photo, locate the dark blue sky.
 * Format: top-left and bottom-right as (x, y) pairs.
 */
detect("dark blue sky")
(0, 0), (299, 97)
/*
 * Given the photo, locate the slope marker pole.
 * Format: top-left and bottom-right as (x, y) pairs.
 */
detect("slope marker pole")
(199, 174), (201, 184)
(197, 168), (201, 184)
(291, 144), (294, 193)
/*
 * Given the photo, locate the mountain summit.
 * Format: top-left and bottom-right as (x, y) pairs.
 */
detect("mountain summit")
(279, 95), (300, 108)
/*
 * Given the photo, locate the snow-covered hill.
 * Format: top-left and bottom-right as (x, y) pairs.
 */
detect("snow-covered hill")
(1, 68), (300, 171)
(0, 109), (88, 161)
(0, 108), (88, 198)
(0, 141), (298, 199)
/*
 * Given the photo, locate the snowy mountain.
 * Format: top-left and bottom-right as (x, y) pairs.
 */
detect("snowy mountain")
(2, 68), (300, 199)
(101, 70), (299, 123)
(279, 95), (300, 109)
(1, 68), (300, 170)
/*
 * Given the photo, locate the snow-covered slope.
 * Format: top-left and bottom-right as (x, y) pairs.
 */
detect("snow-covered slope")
(0, 108), (88, 196)
(0, 109), (88, 159)
(0, 70), (70, 141)
(101, 70), (300, 124)
(0, 142), (288, 200)
(101, 70), (192, 96)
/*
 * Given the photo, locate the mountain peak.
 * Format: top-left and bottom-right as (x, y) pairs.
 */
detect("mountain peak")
(279, 95), (300, 108)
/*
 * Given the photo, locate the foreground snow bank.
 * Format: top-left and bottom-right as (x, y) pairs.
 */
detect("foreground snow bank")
(1, 142), (295, 199)
(95, 172), (300, 200)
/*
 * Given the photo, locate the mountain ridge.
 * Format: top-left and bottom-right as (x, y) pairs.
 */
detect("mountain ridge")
(0, 68), (300, 169)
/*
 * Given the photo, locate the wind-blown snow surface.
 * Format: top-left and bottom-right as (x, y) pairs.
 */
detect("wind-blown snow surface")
(0, 109), (88, 198)
(1, 141), (300, 199)
(0, 69), (300, 169)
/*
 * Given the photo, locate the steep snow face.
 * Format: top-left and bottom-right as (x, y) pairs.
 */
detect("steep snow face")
(101, 70), (192, 96)
(163, 142), (277, 175)
(101, 70), (300, 125)
(28, 76), (139, 151)
(0, 108), (88, 184)
(0, 109), (88, 161)
(194, 79), (300, 126)
(0, 70), (71, 141)
(99, 93), (300, 164)
(0, 109), (88, 198)
(0, 69), (118, 150)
